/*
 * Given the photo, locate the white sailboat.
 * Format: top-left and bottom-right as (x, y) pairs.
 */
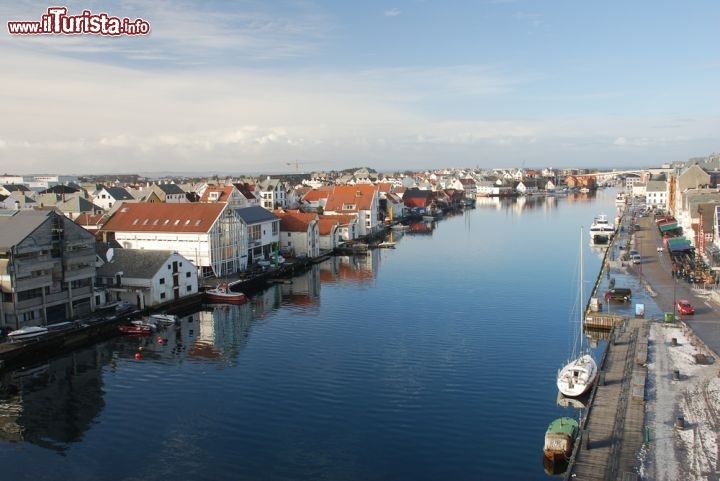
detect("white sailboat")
(557, 227), (598, 397)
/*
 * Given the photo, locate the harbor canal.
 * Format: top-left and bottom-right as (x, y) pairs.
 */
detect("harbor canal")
(0, 188), (647, 480)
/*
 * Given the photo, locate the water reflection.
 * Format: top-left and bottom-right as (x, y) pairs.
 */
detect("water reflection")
(0, 346), (110, 451)
(543, 455), (569, 476)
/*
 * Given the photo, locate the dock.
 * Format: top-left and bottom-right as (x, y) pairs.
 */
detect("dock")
(564, 318), (648, 481)
(560, 202), (648, 480)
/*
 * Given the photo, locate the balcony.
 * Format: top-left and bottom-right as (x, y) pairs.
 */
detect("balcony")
(14, 275), (52, 292)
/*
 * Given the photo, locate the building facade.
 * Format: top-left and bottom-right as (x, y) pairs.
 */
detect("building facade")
(0, 210), (97, 328)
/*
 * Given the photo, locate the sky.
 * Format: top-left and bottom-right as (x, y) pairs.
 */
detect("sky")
(1, 0), (719, 175)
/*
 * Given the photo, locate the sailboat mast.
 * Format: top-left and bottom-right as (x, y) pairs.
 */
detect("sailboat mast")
(579, 226), (585, 351)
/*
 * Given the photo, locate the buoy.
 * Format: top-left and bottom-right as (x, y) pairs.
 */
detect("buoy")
(134, 352), (142, 360)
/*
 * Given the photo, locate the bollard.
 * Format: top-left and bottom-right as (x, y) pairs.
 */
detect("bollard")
(672, 370), (680, 381)
(671, 338), (677, 346)
(582, 429), (590, 450)
(599, 372), (606, 386)
(675, 416), (685, 429)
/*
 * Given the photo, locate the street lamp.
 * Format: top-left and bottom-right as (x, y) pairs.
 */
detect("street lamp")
(673, 275), (678, 320)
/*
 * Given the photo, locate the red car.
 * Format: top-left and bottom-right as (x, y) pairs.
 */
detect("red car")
(676, 300), (695, 315)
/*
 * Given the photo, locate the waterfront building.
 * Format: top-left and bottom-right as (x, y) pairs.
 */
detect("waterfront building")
(317, 217), (343, 250)
(234, 206), (280, 265)
(100, 202), (246, 278)
(323, 184), (381, 237)
(0, 210), (97, 328)
(96, 248), (199, 308)
(274, 210), (320, 258)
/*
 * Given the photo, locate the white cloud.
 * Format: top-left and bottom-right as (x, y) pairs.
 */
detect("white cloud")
(384, 8), (401, 17)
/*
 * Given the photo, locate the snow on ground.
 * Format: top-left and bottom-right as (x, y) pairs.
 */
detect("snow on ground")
(640, 322), (720, 481)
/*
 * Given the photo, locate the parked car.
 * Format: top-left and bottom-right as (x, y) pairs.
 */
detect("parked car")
(675, 300), (695, 315)
(604, 287), (632, 302)
(631, 254), (642, 264)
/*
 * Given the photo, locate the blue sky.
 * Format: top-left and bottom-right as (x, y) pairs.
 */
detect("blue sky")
(2, 1), (719, 175)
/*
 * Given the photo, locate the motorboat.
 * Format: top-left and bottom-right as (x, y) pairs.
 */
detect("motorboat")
(205, 283), (248, 305)
(543, 417), (579, 462)
(7, 326), (49, 342)
(118, 323), (152, 335)
(589, 214), (615, 245)
(150, 313), (177, 325)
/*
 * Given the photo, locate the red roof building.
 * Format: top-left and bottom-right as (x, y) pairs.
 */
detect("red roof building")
(274, 210), (320, 258)
(100, 202), (247, 277)
(322, 185), (381, 237)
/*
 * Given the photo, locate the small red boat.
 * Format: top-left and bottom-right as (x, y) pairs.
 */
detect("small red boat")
(118, 323), (152, 335)
(205, 283), (248, 304)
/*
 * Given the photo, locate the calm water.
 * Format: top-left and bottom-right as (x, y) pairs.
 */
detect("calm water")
(0, 189), (631, 481)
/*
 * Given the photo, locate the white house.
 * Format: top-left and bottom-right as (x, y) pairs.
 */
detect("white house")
(97, 249), (199, 308)
(92, 186), (135, 210)
(274, 210), (320, 258)
(645, 180), (668, 209)
(322, 184), (381, 237)
(235, 205), (281, 265)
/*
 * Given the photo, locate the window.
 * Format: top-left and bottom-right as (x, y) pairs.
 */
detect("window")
(249, 224), (261, 241)
(272, 221), (279, 235)
(160, 292), (166, 299)
(160, 278), (166, 284)
(186, 286), (192, 292)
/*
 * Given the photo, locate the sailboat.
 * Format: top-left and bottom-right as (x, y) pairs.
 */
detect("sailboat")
(556, 227), (598, 397)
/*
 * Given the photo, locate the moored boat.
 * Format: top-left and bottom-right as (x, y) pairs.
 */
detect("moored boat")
(118, 323), (152, 335)
(7, 326), (49, 342)
(150, 313), (177, 325)
(205, 283), (248, 304)
(543, 416), (579, 462)
(557, 227), (598, 397)
(377, 241), (396, 248)
(589, 213), (614, 245)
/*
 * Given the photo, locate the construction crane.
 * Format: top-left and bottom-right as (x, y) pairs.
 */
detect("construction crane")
(286, 160), (301, 173)
(285, 160), (323, 173)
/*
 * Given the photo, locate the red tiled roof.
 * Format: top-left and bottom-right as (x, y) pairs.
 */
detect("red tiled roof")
(324, 185), (375, 212)
(274, 210), (317, 232)
(101, 202), (227, 233)
(302, 187), (333, 203)
(199, 186), (236, 203)
(317, 217), (340, 235)
(74, 212), (105, 227)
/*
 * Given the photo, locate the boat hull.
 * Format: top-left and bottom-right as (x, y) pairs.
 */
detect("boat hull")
(118, 324), (152, 335)
(7, 327), (49, 342)
(543, 417), (578, 462)
(557, 354), (598, 397)
(205, 291), (248, 305)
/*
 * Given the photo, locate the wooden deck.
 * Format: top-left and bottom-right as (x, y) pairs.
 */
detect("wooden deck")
(564, 318), (648, 481)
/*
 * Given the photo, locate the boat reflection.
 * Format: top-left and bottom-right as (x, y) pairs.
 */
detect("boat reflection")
(543, 455), (569, 476)
(556, 391), (589, 410)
